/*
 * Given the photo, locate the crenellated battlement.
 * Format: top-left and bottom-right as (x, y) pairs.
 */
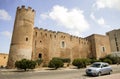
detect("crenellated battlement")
(17, 5), (35, 13)
(34, 27), (89, 44)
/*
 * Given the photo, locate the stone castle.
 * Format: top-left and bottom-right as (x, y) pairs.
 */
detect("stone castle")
(7, 6), (111, 68)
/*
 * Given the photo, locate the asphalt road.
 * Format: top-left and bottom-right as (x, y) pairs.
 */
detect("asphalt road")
(0, 65), (120, 79)
(0, 69), (86, 79)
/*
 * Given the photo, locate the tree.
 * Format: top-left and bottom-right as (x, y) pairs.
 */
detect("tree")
(15, 59), (36, 71)
(103, 58), (112, 64)
(48, 58), (63, 69)
(72, 58), (87, 69)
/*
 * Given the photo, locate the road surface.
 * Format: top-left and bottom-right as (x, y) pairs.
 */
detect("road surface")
(0, 65), (120, 79)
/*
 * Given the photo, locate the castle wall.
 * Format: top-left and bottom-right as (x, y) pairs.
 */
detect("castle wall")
(86, 34), (111, 59)
(0, 53), (8, 67)
(106, 29), (120, 52)
(32, 28), (91, 64)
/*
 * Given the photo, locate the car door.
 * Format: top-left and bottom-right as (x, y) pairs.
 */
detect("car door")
(101, 64), (109, 74)
(100, 64), (107, 74)
(104, 64), (111, 74)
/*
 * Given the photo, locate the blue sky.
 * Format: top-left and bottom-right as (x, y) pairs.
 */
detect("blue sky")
(0, 0), (120, 53)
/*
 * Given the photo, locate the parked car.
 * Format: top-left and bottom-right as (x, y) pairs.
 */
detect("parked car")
(86, 62), (112, 76)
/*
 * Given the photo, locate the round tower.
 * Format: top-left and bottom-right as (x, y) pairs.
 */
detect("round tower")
(7, 5), (35, 68)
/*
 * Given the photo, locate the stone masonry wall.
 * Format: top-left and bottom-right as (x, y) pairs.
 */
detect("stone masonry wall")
(32, 27), (91, 64)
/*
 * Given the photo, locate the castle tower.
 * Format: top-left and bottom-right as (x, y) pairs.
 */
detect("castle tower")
(7, 5), (35, 68)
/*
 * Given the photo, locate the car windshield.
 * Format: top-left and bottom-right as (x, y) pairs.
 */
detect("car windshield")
(91, 63), (101, 68)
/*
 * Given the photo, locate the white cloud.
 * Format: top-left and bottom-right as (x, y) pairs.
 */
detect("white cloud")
(90, 13), (96, 21)
(40, 13), (49, 20)
(94, 0), (120, 10)
(97, 17), (105, 25)
(0, 9), (11, 20)
(1, 31), (12, 38)
(40, 5), (89, 36)
(90, 13), (105, 25)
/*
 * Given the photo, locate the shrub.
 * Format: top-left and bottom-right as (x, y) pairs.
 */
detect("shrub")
(72, 58), (87, 69)
(101, 55), (120, 64)
(15, 59), (36, 71)
(84, 58), (91, 65)
(48, 58), (64, 69)
(90, 58), (101, 64)
(62, 58), (71, 63)
(52, 57), (71, 63)
(103, 58), (112, 64)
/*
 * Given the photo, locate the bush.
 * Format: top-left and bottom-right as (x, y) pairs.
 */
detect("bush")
(72, 58), (87, 69)
(48, 58), (64, 69)
(84, 58), (91, 65)
(103, 58), (112, 64)
(101, 55), (120, 64)
(62, 58), (71, 63)
(52, 57), (71, 63)
(90, 58), (101, 64)
(15, 59), (36, 71)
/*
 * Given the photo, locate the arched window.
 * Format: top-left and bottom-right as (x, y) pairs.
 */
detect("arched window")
(102, 46), (105, 52)
(61, 41), (65, 48)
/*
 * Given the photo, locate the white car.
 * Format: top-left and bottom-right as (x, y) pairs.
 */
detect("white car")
(86, 62), (112, 76)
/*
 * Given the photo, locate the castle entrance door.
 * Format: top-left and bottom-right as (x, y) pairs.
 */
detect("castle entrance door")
(38, 53), (42, 59)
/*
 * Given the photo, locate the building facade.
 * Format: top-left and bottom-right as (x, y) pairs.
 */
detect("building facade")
(86, 34), (111, 59)
(7, 6), (111, 68)
(107, 29), (120, 52)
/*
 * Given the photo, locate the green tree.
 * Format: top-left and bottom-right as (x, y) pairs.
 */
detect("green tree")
(72, 58), (87, 69)
(48, 58), (63, 69)
(15, 59), (36, 71)
(103, 58), (112, 64)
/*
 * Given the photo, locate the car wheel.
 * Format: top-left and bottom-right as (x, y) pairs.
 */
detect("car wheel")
(97, 72), (102, 76)
(108, 70), (112, 75)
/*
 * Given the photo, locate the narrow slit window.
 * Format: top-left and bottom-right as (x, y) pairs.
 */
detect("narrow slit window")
(26, 37), (28, 41)
(117, 47), (119, 51)
(36, 32), (37, 36)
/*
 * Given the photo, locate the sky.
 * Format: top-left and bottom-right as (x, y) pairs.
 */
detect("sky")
(0, 0), (120, 53)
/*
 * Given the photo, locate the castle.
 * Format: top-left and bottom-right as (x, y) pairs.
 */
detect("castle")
(7, 6), (111, 68)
